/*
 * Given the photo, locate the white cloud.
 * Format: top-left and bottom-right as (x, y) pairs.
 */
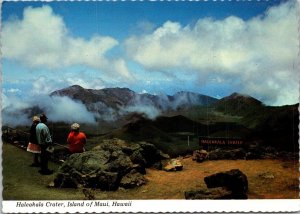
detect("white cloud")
(2, 93), (97, 126)
(121, 105), (160, 120)
(7, 88), (21, 93)
(65, 77), (105, 90)
(125, 1), (299, 105)
(42, 96), (96, 124)
(31, 76), (61, 95)
(2, 5), (134, 81)
(2, 93), (11, 110)
(2, 94), (32, 126)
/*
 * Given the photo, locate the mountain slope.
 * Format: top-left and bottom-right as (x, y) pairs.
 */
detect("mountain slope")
(250, 104), (299, 150)
(212, 93), (299, 151)
(50, 85), (219, 114)
(50, 85), (136, 108)
(214, 92), (264, 117)
(102, 113), (252, 156)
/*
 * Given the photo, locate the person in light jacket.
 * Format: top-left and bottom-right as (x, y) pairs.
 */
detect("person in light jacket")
(36, 114), (53, 175)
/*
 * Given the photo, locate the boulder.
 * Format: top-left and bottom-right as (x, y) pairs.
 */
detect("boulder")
(53, 139), (165, 190)
(120, 169), (147, 189)
(245, 143), (266, 160)
(184, 169), (248, 199)
(204, 169), (248, 199)
(54, 148), (132, 190)
(138, 141), (168, 167)
(163, 159), (183, 172)
(122, 141), (169, 168)
(192, 150), (208, 162)
(245, 145), (263, 159)
(129, 149), (147, 168)
(185, 187), (233, 199)
(208, 148), (246, 160)
(152, 161), (163, 170)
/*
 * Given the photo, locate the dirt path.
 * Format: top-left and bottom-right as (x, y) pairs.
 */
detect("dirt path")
(3, 142), (299, 200)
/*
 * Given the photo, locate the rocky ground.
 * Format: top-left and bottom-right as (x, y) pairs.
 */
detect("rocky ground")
(3, 142), (299, 200)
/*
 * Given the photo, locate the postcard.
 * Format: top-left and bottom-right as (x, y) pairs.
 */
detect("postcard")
(1, 0), (299, 213)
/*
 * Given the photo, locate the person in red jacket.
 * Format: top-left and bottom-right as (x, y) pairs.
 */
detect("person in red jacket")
(67, 123), (87, 154)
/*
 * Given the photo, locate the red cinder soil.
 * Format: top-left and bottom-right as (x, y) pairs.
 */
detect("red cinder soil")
(120, 157), (299, 199)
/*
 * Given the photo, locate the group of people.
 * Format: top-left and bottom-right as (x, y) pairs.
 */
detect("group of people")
(26, 114), (87, 175)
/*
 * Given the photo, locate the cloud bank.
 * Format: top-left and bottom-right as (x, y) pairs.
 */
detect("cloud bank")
(2, 1), (299, 107)
(2, 94), (96, 126)
(125, 1), (299, 105)
(2, 5), (134, 81)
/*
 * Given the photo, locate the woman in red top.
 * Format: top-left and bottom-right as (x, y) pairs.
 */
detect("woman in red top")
(67, 123), (87, 154)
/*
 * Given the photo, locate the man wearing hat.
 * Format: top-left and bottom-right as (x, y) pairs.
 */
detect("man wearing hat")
(36, 114), (53, 175)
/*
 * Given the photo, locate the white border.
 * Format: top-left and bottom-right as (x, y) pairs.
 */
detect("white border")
(2, 199), (300, 213)
(1, 1), (300, 213)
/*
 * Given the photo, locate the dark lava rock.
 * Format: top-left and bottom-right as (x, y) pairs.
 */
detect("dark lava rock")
(152, 161), (163, 170)
(245, 144), (264, 159)
(123, 141), (169, 168)
(53, 139), (166, 190)
(185, 169), (248, 199)
(120, 169), (147, 189)
(54, 149), (132, 190)
(192, 150), (208, 162)
(129, 149), (147, 168)
(185, 187), (233, 199)
(208, 148), (246, 160)
(245, 151), (263, 160)
(136, 141), (168, 167)
(204, 169), (248, 199)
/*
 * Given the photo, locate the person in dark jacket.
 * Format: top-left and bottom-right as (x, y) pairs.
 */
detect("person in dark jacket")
(27, 116), (41, 167)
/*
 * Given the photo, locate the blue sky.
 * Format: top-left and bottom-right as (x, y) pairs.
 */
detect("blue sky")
(2, 0), (299, 109)
(2, 1), (285, 44)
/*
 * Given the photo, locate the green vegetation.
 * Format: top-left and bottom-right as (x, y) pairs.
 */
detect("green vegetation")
(3, 143), (84, 200)
(165, 106), (243, 124)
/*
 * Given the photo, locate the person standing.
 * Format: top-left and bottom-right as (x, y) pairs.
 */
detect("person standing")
(36, 114), (53, 175)
(67, 123), (87, 154)
(27, 116), (41, 167)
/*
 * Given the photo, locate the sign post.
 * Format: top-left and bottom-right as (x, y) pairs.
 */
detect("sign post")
(199, 136), (244, 151)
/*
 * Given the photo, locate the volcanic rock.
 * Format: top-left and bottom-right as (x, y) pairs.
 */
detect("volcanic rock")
(121, 140), (169, 169)
(185, 187), (233, 199)
(208, 148), (246, 160)
(245, 144), (264, 159)
(163, 159), (183, 172)
(152, 161), (163, 170)
(120, 169), (147, 189)
(192, 150), (208, 162)
(53, 139), (165, 190)
(204, 169), (248, 199)
(185, 169), (248, 199)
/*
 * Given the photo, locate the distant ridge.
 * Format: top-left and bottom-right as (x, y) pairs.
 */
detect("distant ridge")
(214, 92), (263, 116)
(50, 85), (219, 113)
(50, 85), (136, 108)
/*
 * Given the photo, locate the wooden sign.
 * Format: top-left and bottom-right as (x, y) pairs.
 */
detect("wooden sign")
(199, 136), (244, 150)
